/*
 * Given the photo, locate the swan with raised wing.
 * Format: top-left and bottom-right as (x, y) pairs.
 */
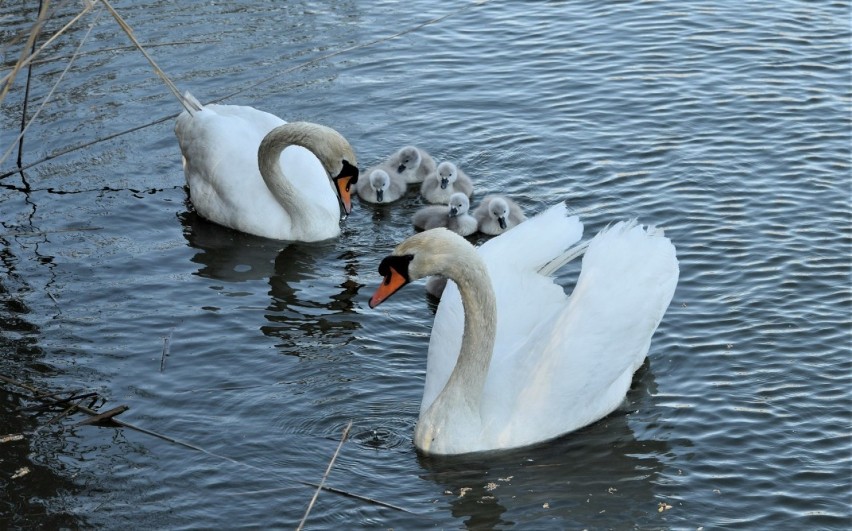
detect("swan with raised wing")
(369, 202), (678, 455)
(174, 92), (358, 241)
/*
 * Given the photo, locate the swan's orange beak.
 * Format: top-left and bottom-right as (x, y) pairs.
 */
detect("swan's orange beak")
(333, 160), (359, 216)
(370, 267), (408, 308)
(335, 175), (354, 215)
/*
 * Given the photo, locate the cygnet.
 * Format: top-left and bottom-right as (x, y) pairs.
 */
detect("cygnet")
(420, 161), (474, 204)
(473, 194), (527, 235)
(356, 168), (406, 204)
(412, 192), (478, 237)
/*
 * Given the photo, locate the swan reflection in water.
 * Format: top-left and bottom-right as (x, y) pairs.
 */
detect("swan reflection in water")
(179, 209), (361, 357)
(415, 364), (669, 529)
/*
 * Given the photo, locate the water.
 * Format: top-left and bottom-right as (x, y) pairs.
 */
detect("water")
(1, 0), (849, 528)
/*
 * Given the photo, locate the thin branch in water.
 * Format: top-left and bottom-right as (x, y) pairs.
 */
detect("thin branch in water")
(160, 326), (175, 372)
(0, 226), (102, 237)
(99, 0), (193, 112)
(297, 421), (353, 531)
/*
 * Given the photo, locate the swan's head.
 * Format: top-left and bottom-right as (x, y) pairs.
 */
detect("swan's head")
(279, 122), (359, 215)
(368, 169), (392, 203)
(448, 192), (469, 218)
(369, 229), (472, 308)
(488, 197), (510, 230)
(395, 146), (422, 175)
(436, 161), (458, 190)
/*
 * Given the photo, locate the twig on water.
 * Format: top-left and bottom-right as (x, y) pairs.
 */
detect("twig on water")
(0, 226), (102, 238)
(0, 374), (413, 514)
(160, 326), (175, 372)
(99, 0), (193, 112)
(297, 421), (353, 531)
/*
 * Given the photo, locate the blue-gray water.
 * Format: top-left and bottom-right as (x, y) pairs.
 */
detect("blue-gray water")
(1, 1), (849, 528)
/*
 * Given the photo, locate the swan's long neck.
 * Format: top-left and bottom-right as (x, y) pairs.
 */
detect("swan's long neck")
(439, 250), (497, 411)
(257, 123), (335, 229)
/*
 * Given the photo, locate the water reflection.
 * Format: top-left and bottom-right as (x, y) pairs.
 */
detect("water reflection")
(179, 210), (284, 282)
(414, 366), (667, 529)
(179, 209), (362, 356)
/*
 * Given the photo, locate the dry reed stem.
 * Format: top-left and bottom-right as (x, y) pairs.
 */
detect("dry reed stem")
(297, 421), (354, 531)
(0, 1), (94, 104)
(1, 5), (103, 167)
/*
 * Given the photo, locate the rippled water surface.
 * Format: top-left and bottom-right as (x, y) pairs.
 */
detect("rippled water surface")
(1, 1), (849, 528)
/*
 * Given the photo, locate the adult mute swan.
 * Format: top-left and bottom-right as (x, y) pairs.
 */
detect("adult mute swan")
(174, 92), (359, 241)
(369, 202), (679, 455)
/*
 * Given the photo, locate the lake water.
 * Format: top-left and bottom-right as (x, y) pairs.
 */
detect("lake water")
(1, 0), (849, 528)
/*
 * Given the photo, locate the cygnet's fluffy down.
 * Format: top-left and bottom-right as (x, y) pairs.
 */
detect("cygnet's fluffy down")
(412, 192), (478, 237)
(420, 161), (474, 204)
(373, 145), (436, 184)
(356, 168), (406, 204)
(473, 194), (527, 235)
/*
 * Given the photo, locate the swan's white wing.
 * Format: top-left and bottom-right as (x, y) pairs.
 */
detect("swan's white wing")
(422, 202), (584, 415)
(492, 221), (679, 447)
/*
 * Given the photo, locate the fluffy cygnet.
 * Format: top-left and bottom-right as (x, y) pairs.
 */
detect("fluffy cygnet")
(412, 192), (478, 237)
(356, 168), (406, 204)
(386, 145), (437, 184)
(473, 194), (527, 235)
(420, 161), (474, 204)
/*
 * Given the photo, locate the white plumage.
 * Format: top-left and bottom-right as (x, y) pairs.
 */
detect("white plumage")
(174, 92), (357, 241)
(371, 202), (679, 455)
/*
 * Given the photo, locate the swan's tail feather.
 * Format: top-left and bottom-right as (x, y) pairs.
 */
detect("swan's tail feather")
(539, 240), (589, 277)
(180, 91), (204, 115)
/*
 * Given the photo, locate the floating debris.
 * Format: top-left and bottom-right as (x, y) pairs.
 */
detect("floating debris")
(485, 482), (498, 492)
(542, 502), (550, 509)
(12, 467), (30, 479)
(658, 501), (673, 513)
(0, 434), (24, 443)
(458, 487), (472, 498)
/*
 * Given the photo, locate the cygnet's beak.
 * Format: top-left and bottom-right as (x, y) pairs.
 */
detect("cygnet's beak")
(376, 189), (384, 203)
(497, 216), (507, 230)
(397, 164), (406, 174)
(440, 178), (449, 189)
(449, 206), (459, 217)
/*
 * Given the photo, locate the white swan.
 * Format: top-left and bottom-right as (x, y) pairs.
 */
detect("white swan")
(420, 161), (474, 204)
(412, 192), (478, 237)
(174, 92), (358, 241)
(473, 194), (526, 235)
(369, 202), (679, 455)
(356, 168), (406, 204)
